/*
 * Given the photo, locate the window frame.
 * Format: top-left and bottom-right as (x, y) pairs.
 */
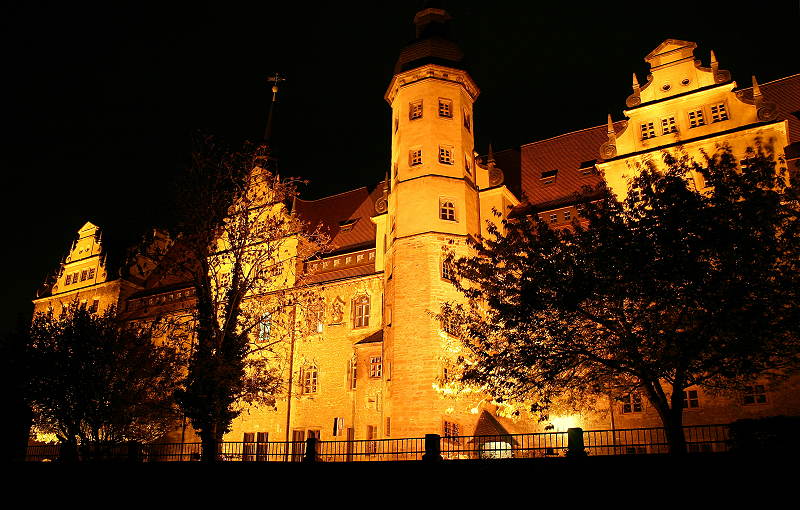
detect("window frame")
(301, 365), (318, 395)
(438, 98), (453, 118)
(369, 356), (383, 378)
(409, 99), (423, 121)
(620, 393), (643, 414)
(409, 148), (423, 167)
(353, 294), (370, 329)
(438, 145), (454, 165)
(439, 198), (457, 222)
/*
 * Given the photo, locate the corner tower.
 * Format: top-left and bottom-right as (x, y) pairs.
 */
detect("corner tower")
(382, 6), (481, 439)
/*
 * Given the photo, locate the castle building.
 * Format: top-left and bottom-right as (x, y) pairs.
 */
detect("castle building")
(34, 7), (800, 449)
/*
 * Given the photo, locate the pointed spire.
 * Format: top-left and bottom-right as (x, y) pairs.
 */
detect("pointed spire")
(710, 50), (718, 71)
(487, 143), (495, 166)
(607, 114), (616, 140)
(752, 75), (763, 99)
(632, 73), (640, 92)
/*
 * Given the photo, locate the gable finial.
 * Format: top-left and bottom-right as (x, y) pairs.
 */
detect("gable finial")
(710, 50), (718, 71)
(600, 114), (618, 160)
(632, 73), (640, 92)
(752, 75), (762, 98)
(487, 143), (495, 166)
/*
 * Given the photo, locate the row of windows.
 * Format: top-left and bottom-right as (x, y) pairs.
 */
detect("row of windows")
(54, 298), (100, 315)
(405, 98), (471, 132)
(400, 148), (473, 179)
(64, 267), (96, 285)
(256, 295), (373, 342)
(640, 102), (729, 140)
(620, 385), (768, 414)
(301, 356), (384, 395)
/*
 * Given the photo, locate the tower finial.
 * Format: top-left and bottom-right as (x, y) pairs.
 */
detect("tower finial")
(710, 50), (718, 71)
(607, 114), (615, 138)
(264, 72), (286, 142)
(487, 143), (495, 166)
(600, 114), (618, 160)
(752, 75), (762, 98)
(632, 73), (640, 92)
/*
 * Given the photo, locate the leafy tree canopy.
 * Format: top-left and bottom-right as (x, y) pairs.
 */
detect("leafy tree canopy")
(442, 142), (800, 452)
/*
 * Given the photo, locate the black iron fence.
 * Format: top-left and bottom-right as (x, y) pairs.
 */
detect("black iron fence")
(24, 424), (731, 463)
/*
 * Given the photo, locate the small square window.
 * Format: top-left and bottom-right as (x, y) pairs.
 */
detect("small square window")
(661, 116), (678, 135)
(369, 356), (382, 378)
(65, 274), (72, 285)
(80, 269), (88, 281)
(743, 385), (767, 405)
(710, 103), (728, 123)
(438, 146), (454, 165)
(438, 98), (453, 118)
(641, 122), (656, 140)
(439, 199), (456, 221)
(621, 393), (643, 413)
(688, 108), (706, 128)
(409, 149), (422, 166)
(682, 389), (699, 409)
(549, 213), (558, 224)
(563, 210), (571, 221)
(409, 100), (423, 120)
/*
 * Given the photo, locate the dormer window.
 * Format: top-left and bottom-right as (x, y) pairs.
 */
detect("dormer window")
(710, 103), (728, 123)
(640, 122), (656, 140)
(339, 218), (360, 233)
(540, 169), (558, 185)
(688, 108), (706, 128)
(409, 100), (423, 120)
(661, 116), (678, 135)
(438, 98), (453, 118)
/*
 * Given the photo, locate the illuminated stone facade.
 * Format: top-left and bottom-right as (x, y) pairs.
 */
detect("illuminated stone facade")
(34, 8), (800, 444)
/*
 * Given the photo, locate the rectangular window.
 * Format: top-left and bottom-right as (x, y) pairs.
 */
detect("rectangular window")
(369, 356), (382, 378)
(688, 108), (706, 128)
(409, 100), (423, 120)
(73, 272), (80, 283)
(65, 274), (72, 285)
(640, 122), (656, 140)
(743, 385), (767, 405)
(563, 210), (571, 221)
(385, 417), (391, 437)
(366, 425), (377, 454)
(353, 295), (370, 328)
(409, 148), (422, 166)
(443, 420), (461, 445)
(256, 432), (269, 461)
(441, 259), (454, 281)
(301, 366), (318, 394)
(332, 417), (344, 437)
(438, 98), (453, 118)
(661, 116), (678, 135)
(348, 357), (357, 390)
(258, 313), (271, 343)
(710, 103), (729, 123)
(438, 146), (454, 165)
(621, 393), (643, 414)
(540, 169), (558, 185)
(242, 432), (256, 462)
(89, 299), (99, 313)
(464, 153), (472, 176)
(80, 269), (88, 281)
(682, 389), (699, 409)
(439, 199), (456, 221)
(549, 213), (558, 224)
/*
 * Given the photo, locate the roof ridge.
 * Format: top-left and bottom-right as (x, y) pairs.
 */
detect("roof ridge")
(296, 186), (371, 203)
(521, 122), (619, 148)
(736, 72), (800, 92)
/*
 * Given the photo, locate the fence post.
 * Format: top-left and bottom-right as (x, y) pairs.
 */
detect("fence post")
(567, 427), (586, 457)
(303, 437), (317, 462)
(423, 434), (442, 462)
(127, 441), (141, 463)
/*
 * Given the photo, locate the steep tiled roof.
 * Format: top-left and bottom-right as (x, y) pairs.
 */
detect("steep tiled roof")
(737, 73), (800, 144)
(294, 185), (381, 254)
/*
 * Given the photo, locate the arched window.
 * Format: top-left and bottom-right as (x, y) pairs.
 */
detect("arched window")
(439, 199), (456, 221)
(353, 295), (370, 328)
(301, 365), (318, 394)
(257, 312), (271, 343)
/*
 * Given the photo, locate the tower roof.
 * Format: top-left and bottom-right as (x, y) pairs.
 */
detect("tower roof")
(394, 6), (465, 73)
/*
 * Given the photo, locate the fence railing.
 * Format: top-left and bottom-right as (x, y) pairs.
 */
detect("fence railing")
(24, 424), (731, 463)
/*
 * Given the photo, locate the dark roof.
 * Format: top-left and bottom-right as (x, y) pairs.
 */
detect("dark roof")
(737, 73), (800, 144)
(354, 329), (383, 345)
(394, 8), (465, 74)
(294, 186), (380, 254)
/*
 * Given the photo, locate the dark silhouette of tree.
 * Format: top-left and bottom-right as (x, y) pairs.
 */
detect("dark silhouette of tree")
(442, 142), (800, 454)
(167, 138), (325, 462)
(26, 304), (183, 457)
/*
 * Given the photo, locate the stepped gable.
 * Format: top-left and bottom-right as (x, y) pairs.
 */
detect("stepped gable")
(519, 124), (616, 209)
(294, 185), (379, 254)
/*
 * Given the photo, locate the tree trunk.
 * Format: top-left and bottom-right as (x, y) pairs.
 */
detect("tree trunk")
(201, 423), (219, 463)
(663, 388), (687, 455)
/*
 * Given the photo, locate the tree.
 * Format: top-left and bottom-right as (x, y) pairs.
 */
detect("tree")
(26, 304), (183, 457)
(441, 142), (800, 453)
(167, 138), (325, 461)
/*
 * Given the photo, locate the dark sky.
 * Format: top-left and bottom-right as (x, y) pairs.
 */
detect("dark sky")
(2, 1), (798, 333)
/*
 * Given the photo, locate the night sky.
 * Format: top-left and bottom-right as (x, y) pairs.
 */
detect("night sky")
(2, 1), (798, 333)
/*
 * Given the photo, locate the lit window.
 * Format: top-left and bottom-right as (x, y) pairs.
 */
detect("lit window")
(439, 199), (456, 221)
(710, 103), (728, 123)
(438, 98), (453, 118)
(80, 269), (88, 281)
(688, 108), (706, 128)
(621, 393), (643, 413)
(301, 365), (318, 394)
(463, 110), (471, 131)
(682, 389), (700, 409)
(369, 356), (382, 378)
(353, 295), (370, 328)
(439, 146), (454, 165)
(743, 385), (767, 405)
(541, 169), (558, 184)
(409, 100), (423, 120)
(65, 274), (72, 285)
(564, 210), (571, 221)
(409, 148), (422, 166)
(661, 116), (678, 135)
(641, 122), (656, 140)
(258, 313), (271, 343)
(549, 213), (558, 224)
